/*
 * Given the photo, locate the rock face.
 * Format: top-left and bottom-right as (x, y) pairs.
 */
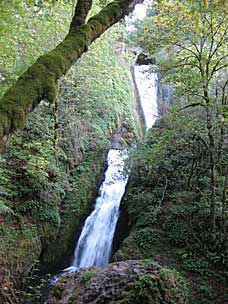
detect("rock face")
(47, 260), (188, 304)
(156, 77), (173, 115)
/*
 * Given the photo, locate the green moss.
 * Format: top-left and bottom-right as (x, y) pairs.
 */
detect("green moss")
(92, 2), (122, 26)
(37, 54), (68, 79)
(134, 228), (161, 256)
(113, 233), (143, 262)
(0, 60), (58, 134)
(41, 151), (106, 266)
(89, 19), (103, 32)
(0, 225), (42, 276)
(60, 26), (92, 62)
(0, 20), (138, 301)
(0, 112), (9, 133)
(80, 270), (96, 282)
(121, 270), (188, 304)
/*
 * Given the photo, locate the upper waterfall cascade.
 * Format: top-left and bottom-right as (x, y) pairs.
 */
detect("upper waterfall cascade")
(134, 65), (158, 130)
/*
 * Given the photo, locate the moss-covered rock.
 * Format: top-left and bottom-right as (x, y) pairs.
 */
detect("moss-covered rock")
(47, 260), (188, 304)
(40, 151), (106, 269)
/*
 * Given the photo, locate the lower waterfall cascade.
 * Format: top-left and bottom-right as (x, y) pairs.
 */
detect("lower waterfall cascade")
(66, 149), (129, 272)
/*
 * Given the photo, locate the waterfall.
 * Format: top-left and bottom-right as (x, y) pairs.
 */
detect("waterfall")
(134, 65), (158, 130)
(68, 149), (129, 271)
(61, 67), (158, 276)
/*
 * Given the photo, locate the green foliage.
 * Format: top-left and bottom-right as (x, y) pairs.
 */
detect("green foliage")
(178, 251), (211, 277)
(0, 200), (14, 215)
(170, 268), (189, 300)
(122, 270), (188, 304)
(0, 0), (73, 97)
(2, 101), (66, 231)
(81, 270), (96, 282)
(113, 233), (143, 262)
(163, 216), (191, 248)
(131, 0), (228, 97)
(127, 190), (162, 227)
(196, 283), (213, 300)
(133, 274), (159, 302)
(97, 0), (111, 8)
(0, 225), (41, 276)
(130, 0), (228, 234)
(118, 106), (228, 302)
(134, 228), (160, 256)
(59, 26), (134, 147)
(0, 20), (135, 238)
(126, 110), (210, 233)
(0, 5), (137, 294)
(23, 268), (51, 304)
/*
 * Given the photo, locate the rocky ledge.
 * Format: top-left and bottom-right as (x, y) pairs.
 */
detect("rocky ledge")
(47, 260), (188, 304)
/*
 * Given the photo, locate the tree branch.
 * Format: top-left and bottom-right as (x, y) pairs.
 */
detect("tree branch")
(174, 42), (200, 60)
(177, 102), (204, 112)
(209, 54), (228, 81)
(0, 0), (144, 151)
(71, 0), (93, 27)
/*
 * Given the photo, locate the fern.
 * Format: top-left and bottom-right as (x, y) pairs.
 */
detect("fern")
(0, 200), (14, 215)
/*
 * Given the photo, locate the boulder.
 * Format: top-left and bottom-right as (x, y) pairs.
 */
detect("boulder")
(47, 260), (188, 304)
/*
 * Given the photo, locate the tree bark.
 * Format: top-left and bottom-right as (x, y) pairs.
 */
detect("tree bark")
(53, 96), (59, 150)
(206, 106), (216, 231)
(71, 0), (93, 27)
(217, 117), (225, 169)
(221, 165), (228, 235)
(0, 0), (143, 151)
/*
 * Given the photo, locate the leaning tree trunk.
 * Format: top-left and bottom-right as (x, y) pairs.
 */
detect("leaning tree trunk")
(0, 0), (143, 151)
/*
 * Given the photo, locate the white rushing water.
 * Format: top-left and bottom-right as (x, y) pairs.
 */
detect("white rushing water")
(134, 65), (158, 129)
(69, 149), (129, 270)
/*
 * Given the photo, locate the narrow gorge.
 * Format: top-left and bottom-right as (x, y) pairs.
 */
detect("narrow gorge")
(1, 1), (228, 304)
(47, 58), (187, 304)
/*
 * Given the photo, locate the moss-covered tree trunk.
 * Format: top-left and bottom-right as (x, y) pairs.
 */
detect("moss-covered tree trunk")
(0, 0), (143, 151)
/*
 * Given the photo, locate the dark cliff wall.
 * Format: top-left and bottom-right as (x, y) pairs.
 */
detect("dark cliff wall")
(156, 76), (173, 116)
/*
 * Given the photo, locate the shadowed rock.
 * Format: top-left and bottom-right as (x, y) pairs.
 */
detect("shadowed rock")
(47, 260), (188, 304)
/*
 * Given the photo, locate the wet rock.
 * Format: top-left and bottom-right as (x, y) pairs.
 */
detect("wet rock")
(47, 260), (188, 304)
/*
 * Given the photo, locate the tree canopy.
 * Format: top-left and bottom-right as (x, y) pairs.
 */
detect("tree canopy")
(130, 0), (228, 230)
